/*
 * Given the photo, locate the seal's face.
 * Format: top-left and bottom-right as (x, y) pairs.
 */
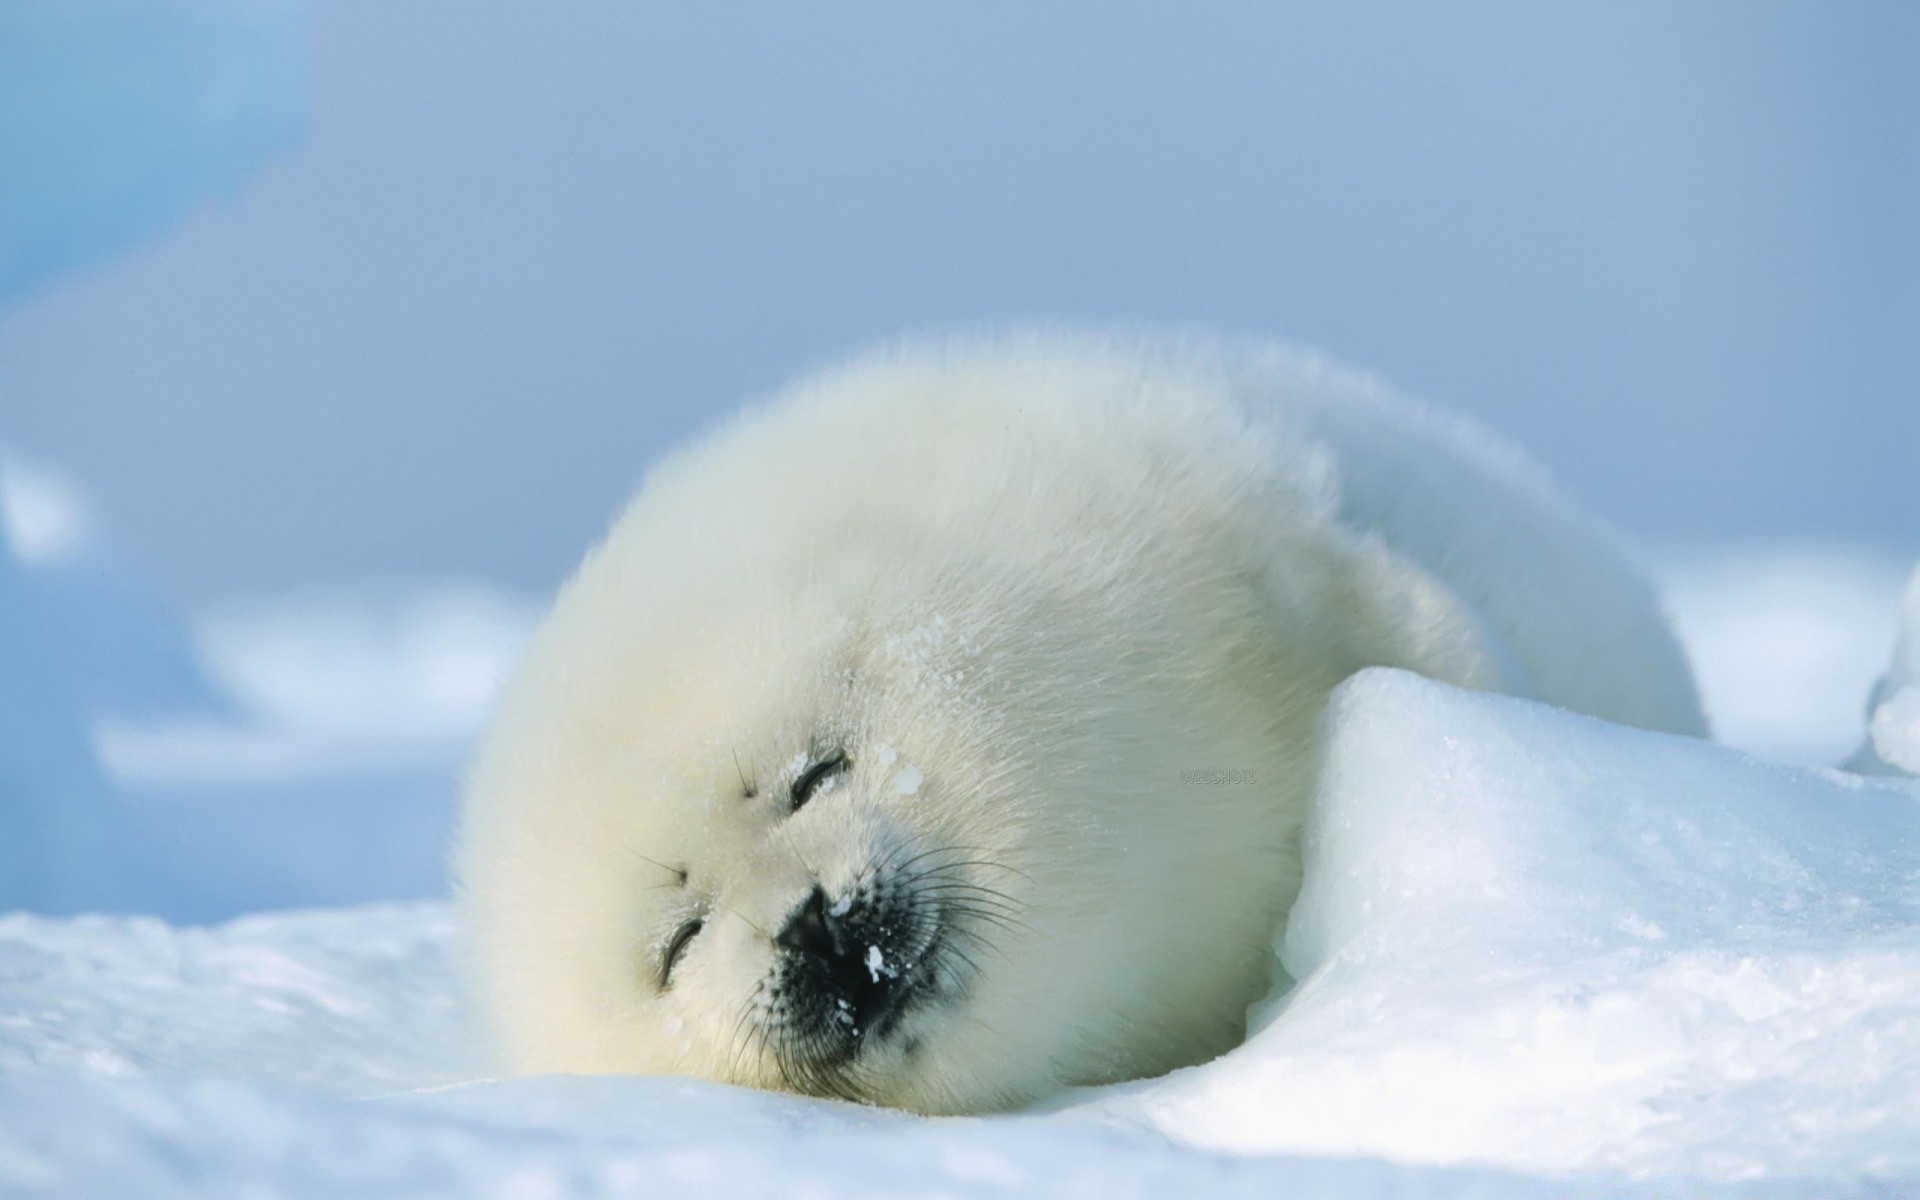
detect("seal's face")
(462, 541), (1313, 1113)
(463, 568), (1118, 1113)
(637, 724), (1018, 1107)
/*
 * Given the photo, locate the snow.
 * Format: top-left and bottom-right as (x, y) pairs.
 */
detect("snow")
(0, 903), (471, 1094)
(99, 588), (535, 786)
(19, 1073), (1877, 1200)
(1107, 670), (1920, 1178)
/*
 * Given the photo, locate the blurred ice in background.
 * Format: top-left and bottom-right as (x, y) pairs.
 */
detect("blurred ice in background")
(0, 0), (1914, 919)
(4, 0), (1914, 603)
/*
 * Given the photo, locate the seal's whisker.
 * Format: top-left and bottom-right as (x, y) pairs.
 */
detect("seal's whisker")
(915, 885), (1026, 920)
(782, 823), (820, 883)
(726, 984), (763, 1080)
(938, 936), (989, 978)
(873, 840), (948, 880)
(707, 895), (769, 939)
(918, 860), (1030, 889)
(730, 740), (757, 799)
(924, 885), (1026, 917)
(941, 906), (1027, 943)
(940, 913), (1021, 948)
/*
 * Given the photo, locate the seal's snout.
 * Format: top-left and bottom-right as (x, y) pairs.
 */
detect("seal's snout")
(775, 885), (845, 961)
(776, 883), (915, 1046)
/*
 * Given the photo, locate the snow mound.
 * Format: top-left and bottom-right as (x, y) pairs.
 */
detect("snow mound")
(6, 670), (1920, 1194)
(1119, 669), (1920, 1178)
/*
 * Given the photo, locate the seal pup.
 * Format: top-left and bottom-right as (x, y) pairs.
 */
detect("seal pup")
(458, 333), (1706, 1114)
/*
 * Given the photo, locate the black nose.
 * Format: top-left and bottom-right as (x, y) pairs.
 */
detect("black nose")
(775, 884), (906, 1038)
(775, 885), (846, 962)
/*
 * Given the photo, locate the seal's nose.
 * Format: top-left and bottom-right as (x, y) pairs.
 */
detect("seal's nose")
(775, 884), (844, 961)
(776, 884), (906, 1037)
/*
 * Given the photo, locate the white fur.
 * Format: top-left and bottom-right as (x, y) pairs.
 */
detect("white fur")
(457, 332), (1706, 1114)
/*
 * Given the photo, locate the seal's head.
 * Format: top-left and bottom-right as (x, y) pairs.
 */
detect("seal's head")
(458, 339), (1491, 1112)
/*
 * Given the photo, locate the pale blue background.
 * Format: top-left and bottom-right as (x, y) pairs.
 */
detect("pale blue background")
(3, 0), (1914, 605)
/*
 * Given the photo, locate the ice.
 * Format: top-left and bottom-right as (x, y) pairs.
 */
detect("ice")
(0, 459), (537, 921)
(0, 0), (307, 303)
(85, 587), (535, 923)
(0, 520), (120, 913)
(99, 589), (536, 785)
(890, 764), (924, 795)
(0, 458), (90, 564)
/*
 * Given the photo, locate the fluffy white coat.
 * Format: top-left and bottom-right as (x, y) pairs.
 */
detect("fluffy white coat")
(458, 333), (1706, 1114)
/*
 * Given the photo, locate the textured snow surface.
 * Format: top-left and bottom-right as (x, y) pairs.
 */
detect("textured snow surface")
(1111, 671), (1920, 1179)
(9, 1075), (1889, 1200)
(8, 669), (1920, 1196)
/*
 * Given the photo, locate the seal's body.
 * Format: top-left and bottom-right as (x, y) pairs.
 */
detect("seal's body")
(458, 334), (1705, 1114)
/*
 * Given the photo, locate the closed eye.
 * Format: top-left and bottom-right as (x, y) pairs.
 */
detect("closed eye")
(660, 918), (702, 989)
(790, 748), (850, 812)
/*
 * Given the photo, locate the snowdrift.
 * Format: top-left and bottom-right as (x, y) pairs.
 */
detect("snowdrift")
(6, 667), (1919, 1196)
(1113, 669), (1920, 1178)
